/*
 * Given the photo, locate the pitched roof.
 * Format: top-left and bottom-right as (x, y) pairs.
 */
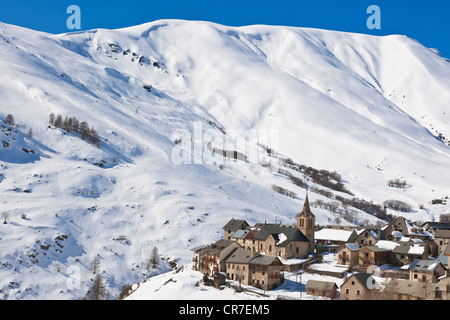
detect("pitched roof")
(306, 280), (338, 291)
(224, 248), (254, 264)
(343, 243), (360, 251)
(383, 279), (438, 299)
(249, 254), (280, 266)
(230, 229), (249, 239)
(315, 228), (355, 242)
(445, 243), (450, 256)
(435, 229), (450, 239)
(342, 273), (379, 290)
(421, 222), (450, 230)
(223, 248), (280, 266)
(360, 245), (388, 252)
(408, 259), (444, 272)
(391, 242), (426, 255)
(222, 219), (249, 231)
(254, 225), (309, 246)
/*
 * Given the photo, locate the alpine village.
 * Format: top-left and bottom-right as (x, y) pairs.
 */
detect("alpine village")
(192, 193), (450, 300)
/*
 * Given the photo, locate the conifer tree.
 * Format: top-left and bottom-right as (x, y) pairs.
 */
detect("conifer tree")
(5, 114), (15, 126)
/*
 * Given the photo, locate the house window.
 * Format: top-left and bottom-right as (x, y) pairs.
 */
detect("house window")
(269, 245), (272, 252)
(296, 247), (299, 253)
(345, 288), (349, 294)
(351, 281), (355, 285)
(357, 290), (361, 296)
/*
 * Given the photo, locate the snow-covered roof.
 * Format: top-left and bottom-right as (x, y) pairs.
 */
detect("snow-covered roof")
(375, 240), (400, 251)
(315, 228), (353, 242)
(408, 244), (425, 255)
(408, 259), (443, 272)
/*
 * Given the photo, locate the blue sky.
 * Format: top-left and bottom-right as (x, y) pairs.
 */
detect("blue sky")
(0, 0), (449, 57)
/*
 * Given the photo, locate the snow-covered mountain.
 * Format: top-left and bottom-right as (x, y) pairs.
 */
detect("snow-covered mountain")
(0, 19), (449, 300)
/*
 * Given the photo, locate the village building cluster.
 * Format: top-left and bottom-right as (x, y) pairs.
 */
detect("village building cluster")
(192, 194), (450, 299)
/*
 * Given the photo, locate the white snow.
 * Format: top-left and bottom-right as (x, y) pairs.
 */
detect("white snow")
(276, 233), (287, 245)
(315, 229), (353, 242)
(408, 244), (425, 255)
(375, 240), (401, 251)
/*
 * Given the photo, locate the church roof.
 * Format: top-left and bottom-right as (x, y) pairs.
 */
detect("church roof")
(254, 225), (309, 246)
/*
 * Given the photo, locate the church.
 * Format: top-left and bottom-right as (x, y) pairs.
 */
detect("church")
(223, 194), (316, 259)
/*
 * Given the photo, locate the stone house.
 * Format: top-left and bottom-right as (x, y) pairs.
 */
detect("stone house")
(350, 228), (384, 247)
(420, 221), (450, 237)
(437, 243), (450, 268)
(337, 243), (360, 266)
(230, 228), (259, 252)
(340, 273), (381, 300)
(434, 229), (450, 253)
(390, 242), (429, 266)
(382, 279), (441, 300)
(384, 216), (431, 242)
(408, 259), (447, 283)
(358, 246), (389, 269)
(305, 280), (338, 299)
(223, 219), (250, 240)
(224, 194), (315, 260)
(314, 228), (356, 253)
(437, 276), (450, 300)
(253, 224), (310, 259)
(224, 247), (284, 290)
(192, 239), (241, 276)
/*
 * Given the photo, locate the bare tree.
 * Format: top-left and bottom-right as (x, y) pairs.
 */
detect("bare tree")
(2, 212), (10, 224)
(90, 255), (101, 275)
(54, 114), (63, 128)
(49, 113), (55, 126)
(84, 274), (107, 300)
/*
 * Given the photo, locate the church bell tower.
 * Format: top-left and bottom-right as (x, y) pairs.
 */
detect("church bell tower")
(297, 192), (315, 252)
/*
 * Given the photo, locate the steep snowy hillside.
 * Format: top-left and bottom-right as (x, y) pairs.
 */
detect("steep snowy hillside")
(0, 19), (449, 300)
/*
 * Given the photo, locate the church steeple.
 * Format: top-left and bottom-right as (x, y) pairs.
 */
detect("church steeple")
(302, 192), (312, 216)
(297, 191), (315, 253)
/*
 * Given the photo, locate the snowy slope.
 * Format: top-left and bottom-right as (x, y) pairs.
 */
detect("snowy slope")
(0, 19), (450, 299)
